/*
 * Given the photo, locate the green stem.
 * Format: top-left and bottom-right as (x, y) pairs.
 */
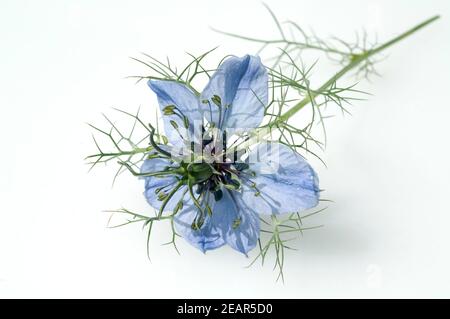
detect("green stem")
(233, 15), (439, 152)
(275, 15), (440, 124)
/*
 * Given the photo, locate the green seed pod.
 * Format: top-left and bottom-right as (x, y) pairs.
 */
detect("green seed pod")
(188, 163), (214, 184)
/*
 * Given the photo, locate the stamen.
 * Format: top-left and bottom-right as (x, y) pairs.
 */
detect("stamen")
(222, 130), (227, 163)
(162, 105), (176, 115)
(232, 217), (242, 229)
(157, 180), (184, 218)
(203, 99), (214, 125)
(147, 123), (171, 157)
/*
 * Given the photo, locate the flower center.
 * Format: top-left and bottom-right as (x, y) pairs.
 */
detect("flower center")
(186, 159), (250, 202)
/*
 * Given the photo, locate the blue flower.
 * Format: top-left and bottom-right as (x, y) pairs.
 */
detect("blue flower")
(141, 55), (320, 254)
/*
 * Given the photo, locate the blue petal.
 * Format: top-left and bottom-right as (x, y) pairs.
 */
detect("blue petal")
(173, 194), (225, 253)
(140, 157), (185, 211)
(201, 55), (268, 131)
(242, 143), (320, 214)
(148, 80), (203, 145)
(213, 189), (260, 254)
(174, 188), (259, 254)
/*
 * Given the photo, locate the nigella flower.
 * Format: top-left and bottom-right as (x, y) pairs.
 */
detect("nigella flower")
(140, 55), (320, 254)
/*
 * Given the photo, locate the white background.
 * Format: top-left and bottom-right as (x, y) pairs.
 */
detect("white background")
(1, 0), (449, 298)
